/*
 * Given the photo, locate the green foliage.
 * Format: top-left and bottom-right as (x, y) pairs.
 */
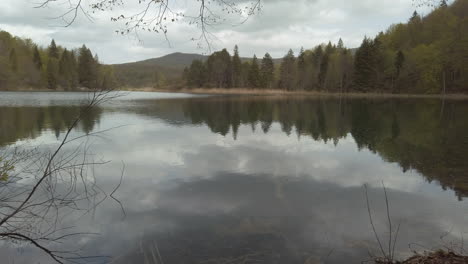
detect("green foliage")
(260, 53), (275, 88)
(410, 44), (442, 93)
(152, 71), (166, 88)
(353, 37), (379, 91)
(279, 49), (296, 90)
(182, 0), (466, 94)
(78, 45), (99, 88)
(48, 39), (59, 59)
(0, 31), (112, 90)
(9, 48), (18, 72)
(232, 45), (242, 87)
(248, 55), (261, 88)
(33, 45), (42, 70)
(187, 60), (207, 87)
(47, 58), (59, 90)
(206, 49), (232, 88)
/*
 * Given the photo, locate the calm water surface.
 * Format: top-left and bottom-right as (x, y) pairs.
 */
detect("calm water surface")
(0, 91), (467, 263)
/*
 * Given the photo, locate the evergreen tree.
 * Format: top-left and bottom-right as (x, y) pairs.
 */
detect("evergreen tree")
(248, 55), (261, 88)
(260, 53), (274, 89)
(0, 30), (106, 90)
(232, 45), (242, 87)
(318, 45), (332, 90)
(69, 51), (79, 88)
(33, 45), (42, 70)
(440, 0), (448, 8)
(312, 46), (323, 67)
(59, 49), (73, 89)
(48, 39), (59, 59)
(337, 38), (344, 50)
(78, 45), (98, 88)
(297, 47), (307, 90)
(325, 41), (333, 54)
(187, 60), (206, 87)
(279, 49), (296, 90)
(353, 37), (375, 91)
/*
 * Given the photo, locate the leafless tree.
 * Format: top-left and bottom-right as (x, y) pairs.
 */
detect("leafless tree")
(0, 88), (124, 263)
(364, 183), (401, 264)
(36, 0), (262, 50)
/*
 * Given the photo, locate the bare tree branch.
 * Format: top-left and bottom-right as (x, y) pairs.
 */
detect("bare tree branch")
(35, 0), (262, 50)
(0, 88), (125, 263)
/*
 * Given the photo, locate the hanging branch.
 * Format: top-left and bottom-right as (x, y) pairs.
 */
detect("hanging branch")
(0, 87), (125, 263)
(36, 0), (262, 50)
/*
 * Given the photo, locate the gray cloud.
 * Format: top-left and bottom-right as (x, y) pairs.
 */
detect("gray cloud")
(0, 0), (432, 63)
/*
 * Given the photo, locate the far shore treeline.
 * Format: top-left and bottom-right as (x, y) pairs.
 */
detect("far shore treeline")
(0, 0), (467, 94)
(183, 0), (468, 94)
(0, 34), (116, 90)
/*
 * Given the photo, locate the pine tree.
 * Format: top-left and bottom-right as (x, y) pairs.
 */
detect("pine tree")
(232, 45), (242, 87)
(33, 45), (42, 70)
(187, 60), (206, 87)
(312, 46), (323, 68)
(279, 49), (296, 90)
(260, 53), (274, 89)
(325, 41), (333, 54)
(248, 55), (261, 88)
(353, 37), (377, 91)
(337, 38), (344, 50)
(48, 39), (59, 59)
(78, 45), (98, 88)
(297, 47), (307, 90)
(69, 51), (78, 88)
(59, 49), (72, 89)
(318, 45), (333, 90)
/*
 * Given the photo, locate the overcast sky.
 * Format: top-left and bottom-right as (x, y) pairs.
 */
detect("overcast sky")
(0, 0), (432, 64)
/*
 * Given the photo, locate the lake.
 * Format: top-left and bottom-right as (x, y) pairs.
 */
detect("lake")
(0, 91), (467, 264)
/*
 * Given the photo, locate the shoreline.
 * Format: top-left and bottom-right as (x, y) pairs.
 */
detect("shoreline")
(123, 87), (468, 99)
(3, 87), (468, 99)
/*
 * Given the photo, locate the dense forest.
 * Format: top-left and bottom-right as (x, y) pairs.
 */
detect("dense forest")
(184, 0), (468, 94)
(0, 32), (116, 90)
(1, 0), (467, 93)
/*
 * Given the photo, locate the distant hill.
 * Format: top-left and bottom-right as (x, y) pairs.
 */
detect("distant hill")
(110, 53), (196, 88)
(126, 52), (208, 69)
(111, 52), (281, 88)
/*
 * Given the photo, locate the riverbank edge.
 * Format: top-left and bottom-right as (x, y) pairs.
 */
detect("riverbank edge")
(2, 87), (468, 100)
(121, 87), (468, 99)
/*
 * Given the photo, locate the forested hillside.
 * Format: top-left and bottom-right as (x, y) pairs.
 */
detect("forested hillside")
(0, 32), (116, 90)
(111, 52), (280, 88)
(1, 0), (466, 93)
(184, 0), (468, 94)
(110, 53), (206, 88)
